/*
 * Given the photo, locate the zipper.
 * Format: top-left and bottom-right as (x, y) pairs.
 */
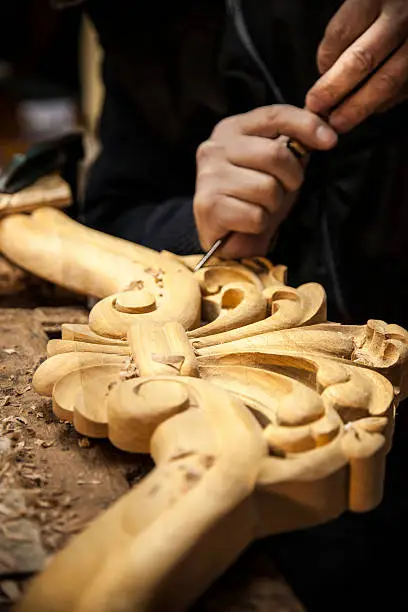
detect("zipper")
(226, 0), (351, 322)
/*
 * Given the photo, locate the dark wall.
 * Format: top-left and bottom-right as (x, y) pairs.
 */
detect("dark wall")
(0, 0), (81, 97)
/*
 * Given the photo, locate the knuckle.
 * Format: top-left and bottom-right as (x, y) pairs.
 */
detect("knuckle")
(260, 176), (278, 204)
(377, 70), (401, 94)
(269, 143), (288, 166)
(193, 189), (216, 215)
(349, 46), (376, 74)
(385, 1), (408, 22)
(249, 206), (268, 234)
(264, 105), (283, 125)
(196, 140), (221, 164)
(324, 20), (350, 47)
(317, 47), (336, 72)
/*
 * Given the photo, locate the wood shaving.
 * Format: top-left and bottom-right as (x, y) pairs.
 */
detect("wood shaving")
(127, 280), (145, 291)
(34, 439), (53, 448)
(0, 580), (21, 602)
(0, 462), (11, 480)
(76, 479), (101, 486)
(119, 357), (139, 381)
(78, 437), (91, 448)
(15, 385), (31, 396)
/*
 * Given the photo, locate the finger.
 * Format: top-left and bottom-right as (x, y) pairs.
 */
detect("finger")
(194, 193), (270, 250)
(222, 165), (285, 214)
(215, 195), (269, 235)
(217, 231), (273, 260)
(328, 39), (408, 132)
(214, 106), (338, 149)
(225, 135), (305, 192)
(317, 0), (380, 74)
(307, 13), (404, 115)
(195, 153), (285, 212)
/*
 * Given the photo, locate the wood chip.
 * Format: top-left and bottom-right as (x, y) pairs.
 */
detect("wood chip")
(0, 580), (21, 602)
(41, 441), (54, 448)
(34, 439), (53, 448)
(2, 349), (17, 355)
(0, 395), (11, 407)
(78, 437), (91, 448)
(76, 479), (101, 486)
(0, 462), (11, 480)
(0, 437), (12, 456)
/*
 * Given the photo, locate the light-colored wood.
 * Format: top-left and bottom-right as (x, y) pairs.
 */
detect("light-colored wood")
(0, 208), (406, 612)
(0, 174), (72, 216)
(0, 207), (202, 333)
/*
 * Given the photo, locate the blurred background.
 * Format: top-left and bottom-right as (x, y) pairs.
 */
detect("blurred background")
(0, 0), (103, 170)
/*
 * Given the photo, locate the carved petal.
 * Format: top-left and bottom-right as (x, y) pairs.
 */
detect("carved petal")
(32, 352), (127, 397)
(190, 282), (267, 339)
(198, 352), (395, 429)
(52, 364), (123, 437)
(195, 325), (355, 358)
(61, 324), (128, 346)
(47, 339), (130, 357)
(192, 283), (326, 348)
(175, 255), (287, 288)
(195, 321), (408, 404)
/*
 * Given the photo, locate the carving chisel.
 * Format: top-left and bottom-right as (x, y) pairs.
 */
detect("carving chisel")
(193, 137), (308, 272)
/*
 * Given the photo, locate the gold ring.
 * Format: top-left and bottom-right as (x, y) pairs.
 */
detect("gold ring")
(287, 138), (308, 160)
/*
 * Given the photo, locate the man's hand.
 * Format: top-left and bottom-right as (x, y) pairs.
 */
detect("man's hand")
(306, 0), (408, 133)
(193, 105), (337, 259)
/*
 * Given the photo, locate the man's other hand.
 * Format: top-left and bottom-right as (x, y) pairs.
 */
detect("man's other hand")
(193, 105), (337, 260)
(307, 0), (408, 133)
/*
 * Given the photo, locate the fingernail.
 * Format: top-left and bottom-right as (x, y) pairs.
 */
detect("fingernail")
(316, 125), (338, 147)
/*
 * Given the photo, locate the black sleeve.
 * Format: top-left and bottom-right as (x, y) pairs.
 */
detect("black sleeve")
(84, 194), (202, 256)
(82, 47), (204, 257)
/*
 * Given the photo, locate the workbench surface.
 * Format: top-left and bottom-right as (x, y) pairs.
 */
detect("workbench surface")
(0, 257), (304, 612)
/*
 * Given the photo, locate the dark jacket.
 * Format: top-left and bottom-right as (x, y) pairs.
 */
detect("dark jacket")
(80, 0), (408, 325)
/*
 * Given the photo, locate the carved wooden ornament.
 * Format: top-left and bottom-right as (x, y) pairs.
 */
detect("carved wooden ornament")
(0, 175), (72, 217)
(1, 208), (408, 612)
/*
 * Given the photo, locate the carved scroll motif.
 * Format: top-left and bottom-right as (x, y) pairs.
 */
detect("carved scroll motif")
(0, 209), (407, 612)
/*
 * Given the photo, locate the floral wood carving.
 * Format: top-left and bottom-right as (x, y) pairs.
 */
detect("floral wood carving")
(1, 208), (407, 612)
